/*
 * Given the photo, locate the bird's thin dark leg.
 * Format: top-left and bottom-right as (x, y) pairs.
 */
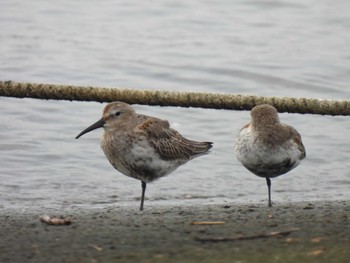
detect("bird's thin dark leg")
(140, 181), (146, 211)
(266, 178), (272, 207)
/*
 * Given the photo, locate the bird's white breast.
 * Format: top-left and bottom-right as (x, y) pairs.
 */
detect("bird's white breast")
(234, 126), (302, 176)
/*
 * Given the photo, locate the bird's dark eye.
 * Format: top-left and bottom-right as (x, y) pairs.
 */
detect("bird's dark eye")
(115, 111), (121, 116)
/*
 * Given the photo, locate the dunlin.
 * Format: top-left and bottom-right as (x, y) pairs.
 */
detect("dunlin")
(234, 104), (306, 207)
(76, 101), (213, 210)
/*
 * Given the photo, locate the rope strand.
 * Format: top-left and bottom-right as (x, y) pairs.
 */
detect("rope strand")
(0, 81), (349, 115)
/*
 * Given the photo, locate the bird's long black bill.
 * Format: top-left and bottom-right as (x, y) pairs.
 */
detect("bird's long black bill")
(75, 118), (105, 139)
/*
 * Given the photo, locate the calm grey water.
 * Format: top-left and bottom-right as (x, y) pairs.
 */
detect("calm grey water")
(1, 0), (350, 211)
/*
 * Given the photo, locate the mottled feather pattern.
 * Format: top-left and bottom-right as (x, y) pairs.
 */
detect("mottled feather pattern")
(290, 127), (306, 159)
(236, 122), (305, 178)
(234, 104), (305, 206)
(137, 116), (212, 161)
(77, 101), (213, 209)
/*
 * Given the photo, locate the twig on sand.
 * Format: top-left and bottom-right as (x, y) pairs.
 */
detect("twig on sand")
(195, 228), (300, 242)
(191, 221), (225, 225)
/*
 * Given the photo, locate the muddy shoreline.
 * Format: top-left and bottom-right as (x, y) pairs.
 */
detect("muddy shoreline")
(1, 201), (349, 262)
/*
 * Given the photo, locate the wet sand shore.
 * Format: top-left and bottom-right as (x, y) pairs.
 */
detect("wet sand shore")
(1, 200), (349, 263)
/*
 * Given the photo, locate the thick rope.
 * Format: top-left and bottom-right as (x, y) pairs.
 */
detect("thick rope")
(0, 81), (349, 116)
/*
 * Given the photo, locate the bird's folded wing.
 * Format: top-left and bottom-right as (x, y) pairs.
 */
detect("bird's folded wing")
(136, 117), (211, 160)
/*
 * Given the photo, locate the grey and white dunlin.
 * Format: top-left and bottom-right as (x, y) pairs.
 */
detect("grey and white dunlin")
(76, 101), (213, 210)
(234, 104), (306, 207)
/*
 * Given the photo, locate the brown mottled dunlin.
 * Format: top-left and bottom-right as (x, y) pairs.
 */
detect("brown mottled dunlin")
(234, 104), (306, 207)
(76, 101), (213, 211)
